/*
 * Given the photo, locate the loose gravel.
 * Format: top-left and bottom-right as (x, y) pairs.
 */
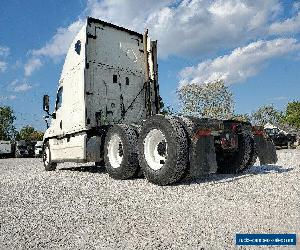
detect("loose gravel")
(0, 149), (299, 249)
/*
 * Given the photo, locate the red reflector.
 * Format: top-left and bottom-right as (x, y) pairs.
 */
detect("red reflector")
(196, 129), (211, 137)
(253, 129), (264, 135)
(231, 138), (237, 147)
(252, 126), (264, 135)
(192, 129), (212, 140)
(221, 138), (227, 145)
(231, 123), (238, 132)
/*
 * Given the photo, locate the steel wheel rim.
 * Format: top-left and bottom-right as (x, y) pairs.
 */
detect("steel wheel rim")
(108, 134), (123, 168)
(144, 129), (167, 170)
(43, 146), (50, 165)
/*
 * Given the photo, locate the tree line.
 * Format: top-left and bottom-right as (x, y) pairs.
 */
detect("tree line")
(0, 106), (44, 141)
(166, 80), (300, 130)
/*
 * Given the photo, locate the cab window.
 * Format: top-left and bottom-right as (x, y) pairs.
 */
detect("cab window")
(56, 87), (63, 110)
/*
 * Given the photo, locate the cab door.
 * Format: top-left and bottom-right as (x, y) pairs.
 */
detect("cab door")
(54, 86), (64, 133)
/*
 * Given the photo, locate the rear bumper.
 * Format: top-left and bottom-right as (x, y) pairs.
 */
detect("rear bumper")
(177, 117), (278, 178)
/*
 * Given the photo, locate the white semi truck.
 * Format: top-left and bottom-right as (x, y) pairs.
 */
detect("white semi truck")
(35, 141), (43, 157)
(0, 141), (13, 158)
(42, 17), (277, 185)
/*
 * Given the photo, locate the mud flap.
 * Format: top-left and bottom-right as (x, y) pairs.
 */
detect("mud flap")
(189, 135), (218, 178)
(254, 135), (278, 165)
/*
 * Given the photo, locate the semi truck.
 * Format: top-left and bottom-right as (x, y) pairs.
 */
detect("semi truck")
(264, 123), (297, 149)
(15, 140), (30, 158)
(35, 141), (43, 157)
(42, 17), (277, 185)
(0, 141), (13, 158)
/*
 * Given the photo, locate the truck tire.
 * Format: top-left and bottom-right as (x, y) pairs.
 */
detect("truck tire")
(95, 160), (105, 167)
(246, 137), (257, 168)
(217, 132), (252, 174)
(174, 116), (197, 180)
(138, 115), (189, 185)
(43, 142), (57, 171)
(104, 124), (139, 180)
(15, 151), (21, 158)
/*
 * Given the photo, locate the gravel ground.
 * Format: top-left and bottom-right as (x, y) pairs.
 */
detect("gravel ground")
(0, 149), (299, 249)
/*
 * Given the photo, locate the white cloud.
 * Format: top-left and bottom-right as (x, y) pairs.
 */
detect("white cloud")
(9, 79), (19, 87)
(0, 95), (17, 101)
(268, 96), (288, 101)
(179, 38), (300, 86)
(12, 60), (22, 70)
(29, 0), (169, 61)
(31, 20), (84, 58)
(25, 19), (84, 76)
(24, 58), (42, 76)
(87, 0), (172, 30)
(0, 46), (9, 73)
(293, 2), (300, 12)
(6, 79), (33, 93)
(0, 61), (7, 73)
(27, 0), (300, 79)
(149, 0), (283, 57)
(13, 83), (32, 92)
(30, 0), (284, 60)
(86, 0), (283, 58)
(269, 12), (300, 35)
(0, 46), (10, 57)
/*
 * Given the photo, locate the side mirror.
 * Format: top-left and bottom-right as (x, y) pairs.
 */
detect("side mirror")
(43, 95), (49, 112)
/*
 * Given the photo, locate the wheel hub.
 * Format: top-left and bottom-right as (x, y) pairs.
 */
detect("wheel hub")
(144, 129), (167, 170)
(108, 134), (124, 168)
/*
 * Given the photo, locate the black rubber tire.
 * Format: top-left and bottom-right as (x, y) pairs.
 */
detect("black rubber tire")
(174, 116), (197, 180)
(43, 142), (57, 171)
(176, 116), (198, 137)
(217, 132), (253, 174)
(246, 137), (258, 168)
(95, 159), (105, 167)
(104, 124), (139, 180)
(138, 115), (189, 185)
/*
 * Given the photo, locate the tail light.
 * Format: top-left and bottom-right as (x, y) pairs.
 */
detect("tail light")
(192, 128), (212, 140)
(221, 138), (227, 146)
(231, 123), (238, 132)
(253, 126), (264, 136)
(221, 136), (237, 149)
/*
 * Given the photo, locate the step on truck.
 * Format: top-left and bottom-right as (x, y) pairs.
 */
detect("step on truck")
(42, 17), (277, 185)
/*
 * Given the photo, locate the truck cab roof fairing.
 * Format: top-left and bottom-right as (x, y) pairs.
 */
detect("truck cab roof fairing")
(87, 17), (143, 39)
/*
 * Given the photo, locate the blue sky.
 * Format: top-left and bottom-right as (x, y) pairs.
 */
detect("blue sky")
(0, 0), (300, 131)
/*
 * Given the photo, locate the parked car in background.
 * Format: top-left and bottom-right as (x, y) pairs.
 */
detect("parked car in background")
(264, 123), (297, 148)
(0, 141), (13, 158)
(15, 140), (29, 158)
(27, 141), (37, 157)
(35, 141), (43, 158)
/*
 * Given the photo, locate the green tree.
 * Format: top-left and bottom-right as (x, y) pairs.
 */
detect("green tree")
(159, 96), (174, 115)
(16, 125), (44, 141)
(284, 101), (300, 129)
(0, 106), (16, 141)
(251, 105), (284, 126)
(178, 80), (234, 119)
(231, 113), (251, 122)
